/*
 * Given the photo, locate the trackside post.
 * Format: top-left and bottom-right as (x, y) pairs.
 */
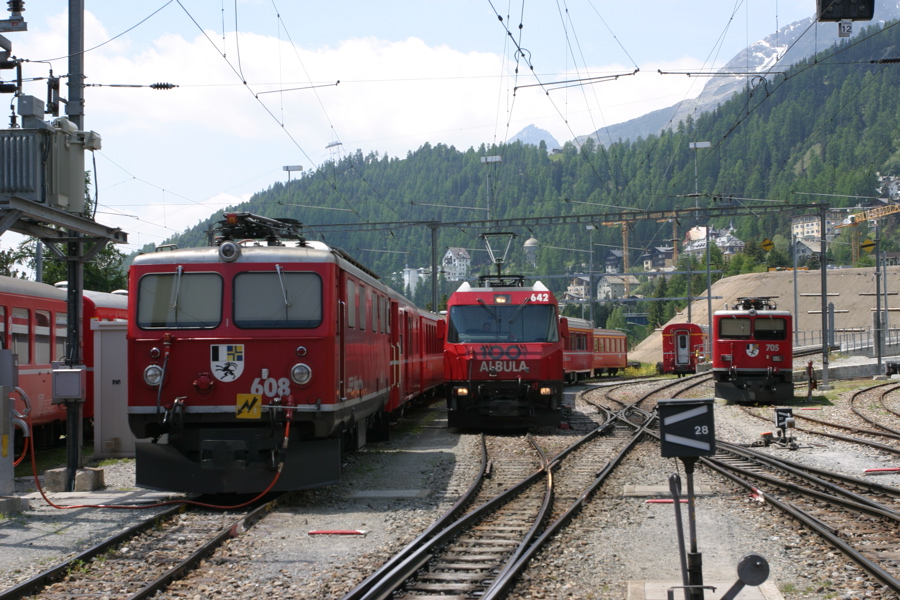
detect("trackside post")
(659, 398), (716, 600)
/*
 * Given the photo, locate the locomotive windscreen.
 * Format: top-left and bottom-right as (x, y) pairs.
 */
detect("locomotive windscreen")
(234, 272), (322, 328)
(137, 272), (223, 329)
(447, 303), (558, 343)
(719, 317), (751, 339)
(754, 317), (788, 340)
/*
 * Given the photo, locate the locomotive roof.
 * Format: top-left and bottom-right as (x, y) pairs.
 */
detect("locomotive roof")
(132, 244), (335, 265)
(132, 243), (386, 285)
(714, 309), (792, 317)
(453, 280), (552, 294)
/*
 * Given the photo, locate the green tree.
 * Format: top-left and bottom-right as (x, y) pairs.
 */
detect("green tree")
(17, 239), (128, 292)
(605, 306), (626, 331)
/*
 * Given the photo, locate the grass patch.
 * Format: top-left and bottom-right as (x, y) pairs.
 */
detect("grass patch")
(624, 362), (660, 377)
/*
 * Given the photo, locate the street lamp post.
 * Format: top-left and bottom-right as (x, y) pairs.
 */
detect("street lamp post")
(283, 165), (303, 182)
(792, 233), (799, 345)
(481, 156), (502, 221)
(587, 224), (597, 325)
(689, 141), (711, 209)
(874, 220), (883, 371)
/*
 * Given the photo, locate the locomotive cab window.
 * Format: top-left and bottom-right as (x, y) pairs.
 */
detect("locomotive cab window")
(719, 317), (751, 339)
(234, 272), (322, 328)
(137, 272), (223, 329)
(754, 317), (787, 340)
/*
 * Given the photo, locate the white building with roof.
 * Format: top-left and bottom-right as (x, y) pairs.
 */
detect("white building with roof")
(442, 248), (471, 281)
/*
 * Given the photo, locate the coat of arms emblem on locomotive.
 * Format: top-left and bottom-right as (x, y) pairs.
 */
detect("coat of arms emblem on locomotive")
(211, 344), (245, 381)
(745, 343), (760, 358)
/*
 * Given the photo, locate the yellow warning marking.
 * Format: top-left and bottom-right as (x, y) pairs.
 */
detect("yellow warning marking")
(236, 394), (262, 419)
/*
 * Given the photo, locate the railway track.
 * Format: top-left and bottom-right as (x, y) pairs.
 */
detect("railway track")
(740, 393), (900, 457)
(702, 441), (900, 594)
(0, 496), (285, 600)
(341, 393), (654, 600)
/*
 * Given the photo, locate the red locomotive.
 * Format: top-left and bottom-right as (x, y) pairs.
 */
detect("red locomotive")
(563, 317), (628, 381)
(127, 213), (443, 494)
(659, 322), (708, 377)
(443, 276), (565, 429)
(712, 297), (793, 403)
(2, 276), (128, 450)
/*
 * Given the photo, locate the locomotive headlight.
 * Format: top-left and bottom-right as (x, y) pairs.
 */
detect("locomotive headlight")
(143, 364), (164, 387)
(218, 240), (241, 262)
(772, 355), (784, 362)
(540, 387), (553, 395)
(721, 354), (733, 362)
(290, 363), (312, 385)
(454, 387), (469, 396)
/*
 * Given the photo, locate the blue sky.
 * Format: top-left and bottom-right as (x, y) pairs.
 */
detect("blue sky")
(4, 1), (819, 254)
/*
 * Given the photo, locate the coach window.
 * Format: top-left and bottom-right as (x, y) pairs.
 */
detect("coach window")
(359, 286), (367, 331)
(754, 317), (787, 341)
(11, 308), (29, 364)
(137, 272), (223, 328)
(719, 317), (752, 339)
(35, 310), (51, 365)
(0, 306), (5, 349)
(55, 313), (67, 360)
(234, 272), (322, 328)
(347, 280), (356, 328)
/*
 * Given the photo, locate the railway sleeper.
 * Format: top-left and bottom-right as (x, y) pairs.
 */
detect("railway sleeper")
(408, 582), (480, 592)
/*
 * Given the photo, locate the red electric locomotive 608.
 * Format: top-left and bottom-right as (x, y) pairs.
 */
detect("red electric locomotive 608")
(443, 276), (565, 429)
(712, 297), (793, 403)
(659, 322), (707, 377)
(127, 213), (443, 494)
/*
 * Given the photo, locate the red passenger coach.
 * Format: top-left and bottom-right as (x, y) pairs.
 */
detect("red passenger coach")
(712, 297), (793, 403)
(0, 277), (127, 450)
(562, 318), (628, 381)
(660, 323), (707, 377)
(127, 213), (443, 494)
(444, 277), (564, 429)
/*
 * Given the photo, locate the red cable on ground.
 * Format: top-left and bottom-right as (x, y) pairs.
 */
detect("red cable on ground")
(12, 432), (29, 467)
(25, 411), (289, 511)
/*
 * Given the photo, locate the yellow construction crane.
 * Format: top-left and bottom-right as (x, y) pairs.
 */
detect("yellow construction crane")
(603, 221), (631, 296)
(834, 203), (900, 263)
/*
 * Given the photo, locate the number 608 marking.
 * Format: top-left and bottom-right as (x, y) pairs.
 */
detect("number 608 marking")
(251, 377), (291, 398)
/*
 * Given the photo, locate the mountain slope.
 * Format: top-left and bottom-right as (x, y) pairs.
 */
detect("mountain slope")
(578, 3), (900, 146)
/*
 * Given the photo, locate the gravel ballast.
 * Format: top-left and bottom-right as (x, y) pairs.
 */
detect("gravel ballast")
(2, 362), (900, 599)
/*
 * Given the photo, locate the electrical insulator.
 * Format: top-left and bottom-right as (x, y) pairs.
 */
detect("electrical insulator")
(149, 82), (177, 90)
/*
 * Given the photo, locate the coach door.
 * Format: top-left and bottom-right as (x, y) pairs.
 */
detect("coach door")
(340, 277), (353, 402)
(388, 300), (402, 407)
(674, 329), (691, 367)
(403, 312), (415, 398)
